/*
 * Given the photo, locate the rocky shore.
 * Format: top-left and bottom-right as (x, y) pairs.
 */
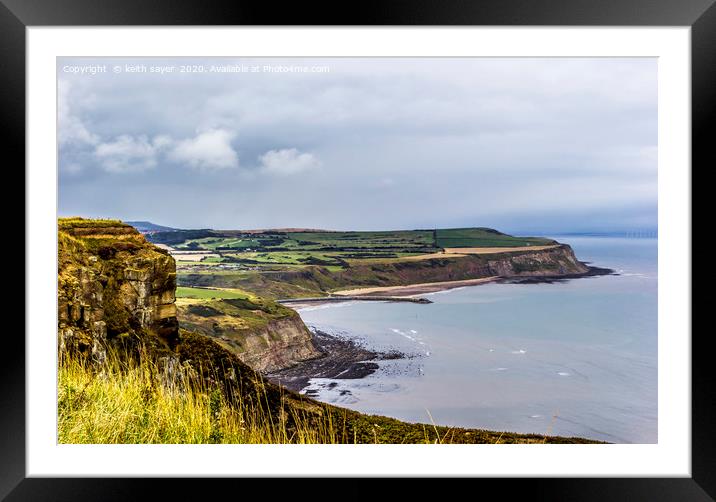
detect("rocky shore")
(497, 265), (616, 284)
(267, 328), (405, 392)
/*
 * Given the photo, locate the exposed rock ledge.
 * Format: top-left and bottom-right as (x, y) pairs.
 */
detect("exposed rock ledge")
(58, 218), (179, 362)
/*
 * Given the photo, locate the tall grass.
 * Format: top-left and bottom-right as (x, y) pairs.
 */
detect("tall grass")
(57, 346), (594, 444)
(57, 349), (338, 444)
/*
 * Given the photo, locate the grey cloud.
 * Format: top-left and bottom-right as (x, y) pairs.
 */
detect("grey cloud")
(58, 57), (657, 232)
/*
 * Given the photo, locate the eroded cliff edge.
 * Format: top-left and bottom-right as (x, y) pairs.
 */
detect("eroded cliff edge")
(176, 297), (321, 373)
(180, 243), (595, 298)
(57, 218), (319, 372)
(58, 218), (179, 362)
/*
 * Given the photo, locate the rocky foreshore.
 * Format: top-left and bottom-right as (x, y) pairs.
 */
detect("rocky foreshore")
(498, 265), (616, 284)
(267, 328), (405, 392)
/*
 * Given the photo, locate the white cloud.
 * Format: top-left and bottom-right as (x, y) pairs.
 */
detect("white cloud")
(259, 148), (321, 175)
(94, 135), (168, 173)
(168, 129), (239, 170)
(89, 128), (240, 173)
(58, 79), (98, 147)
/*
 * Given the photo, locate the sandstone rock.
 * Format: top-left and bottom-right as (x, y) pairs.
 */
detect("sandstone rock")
(177, 300), (321, 373)
(58, 218), (179, 362)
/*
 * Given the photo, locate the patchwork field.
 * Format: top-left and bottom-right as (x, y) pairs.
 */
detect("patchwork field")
(148, 227), (558, 299)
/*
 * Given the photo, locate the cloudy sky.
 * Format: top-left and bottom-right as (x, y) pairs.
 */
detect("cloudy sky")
(58, 57), (657, 234)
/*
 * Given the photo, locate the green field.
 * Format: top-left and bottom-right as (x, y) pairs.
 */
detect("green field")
(176, 237), (267, 251)
(154, 227), (553, 253)
(155, 227), (558, 298)
(435, 228), (555, 248)
(285, 230), (435, 250)
(176, 286), (254, 300)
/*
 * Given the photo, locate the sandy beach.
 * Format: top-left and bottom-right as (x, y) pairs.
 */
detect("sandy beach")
(332, 276), (501, 297)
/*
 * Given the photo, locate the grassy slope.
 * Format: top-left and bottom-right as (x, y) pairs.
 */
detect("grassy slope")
(435, 227), (554, 248)
(176, 289), (301, 354)
(59, 333), (600, 444)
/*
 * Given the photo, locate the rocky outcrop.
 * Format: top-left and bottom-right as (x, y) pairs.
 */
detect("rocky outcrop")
(58, 218), (179, 363)
(176, 299), (320, 373)
(227, 316), (319, 373)
(285, 243), (590, 290)
(484, 244), (590, 277)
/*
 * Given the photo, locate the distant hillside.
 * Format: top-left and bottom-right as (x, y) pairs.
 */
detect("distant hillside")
(57, 217), (598, 444)
(126, 220), (180, 234)
(146, 226), (556, 250)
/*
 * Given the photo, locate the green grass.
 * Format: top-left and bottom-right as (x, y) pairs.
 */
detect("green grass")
(287, 230), (436, 249)
(159, 227), (555, 254)
(166, 227), (565, 299)
(435, 228), (555, 248)
(176, 286), (253, 300)
(177, 237), (265, 251)
(59, 217), (129, 230)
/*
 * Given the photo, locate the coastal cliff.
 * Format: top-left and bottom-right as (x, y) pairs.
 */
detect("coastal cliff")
(58, 218), (179, 362)
(58, 218), (319, 372)
(484, 243), (589, 277)
(177, 298), (320, 372)
(56, 218), (601, 444)
(331, 243), (590, 286)
(179, 243), (592, 298)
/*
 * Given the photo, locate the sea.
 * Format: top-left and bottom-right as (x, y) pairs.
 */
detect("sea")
(296, 236), (658, 443)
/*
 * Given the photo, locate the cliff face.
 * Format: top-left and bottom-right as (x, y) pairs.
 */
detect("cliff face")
(229, 316), (319, 372)
(279, 244), (590, 290)
(176, 298), (320, 372)
(58, 218), (179, 362)
(484, 244), (589, 277)
(178, 244), (591, 299)
(337, 244), (590, 284)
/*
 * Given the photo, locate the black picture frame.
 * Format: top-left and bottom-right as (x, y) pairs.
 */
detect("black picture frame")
(4, 0), (712, 498)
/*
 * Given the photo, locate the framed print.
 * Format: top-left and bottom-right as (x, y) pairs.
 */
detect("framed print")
(5, 0), (713, 498)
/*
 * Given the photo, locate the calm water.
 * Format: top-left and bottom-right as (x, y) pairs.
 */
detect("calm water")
(297, 237), (657, 443)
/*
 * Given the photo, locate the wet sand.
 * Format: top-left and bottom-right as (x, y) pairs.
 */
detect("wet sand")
(332, 276), (501, 297)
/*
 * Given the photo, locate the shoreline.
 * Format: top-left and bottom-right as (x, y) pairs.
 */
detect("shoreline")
(287, 266), (616, 307)
(331, 276), (501, 298)
(267, 328), (406, 393)
(278, 295), (432, 308)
